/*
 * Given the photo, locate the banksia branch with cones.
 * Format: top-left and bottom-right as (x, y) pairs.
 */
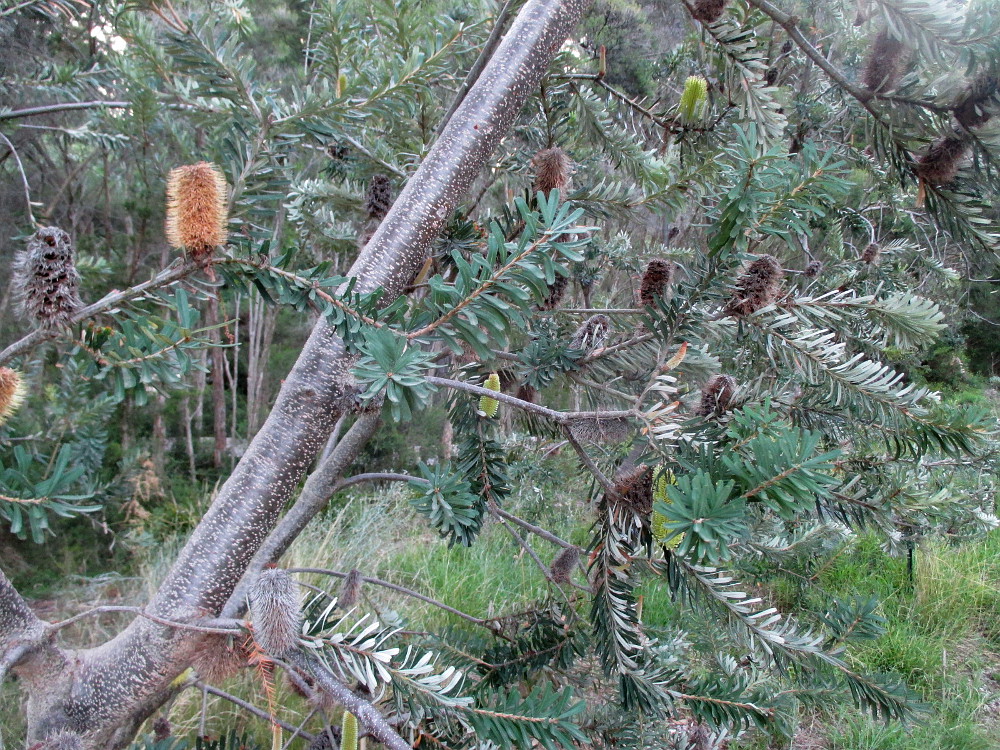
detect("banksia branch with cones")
(165, 161), (228, 261)
(14, 226), (82, 329)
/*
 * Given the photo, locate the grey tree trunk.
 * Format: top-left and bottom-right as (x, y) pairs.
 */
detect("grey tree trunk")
(0, 1), (587, 745)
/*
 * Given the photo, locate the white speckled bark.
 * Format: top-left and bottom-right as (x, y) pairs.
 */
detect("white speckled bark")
(5, 0), (588, 745)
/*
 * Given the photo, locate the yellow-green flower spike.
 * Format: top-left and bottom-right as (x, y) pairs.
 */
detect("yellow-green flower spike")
(341, 711), (359, 750)
(651, 467), (683, 550)
(679, 76), (709, 124)
(479, 372), (500, 417)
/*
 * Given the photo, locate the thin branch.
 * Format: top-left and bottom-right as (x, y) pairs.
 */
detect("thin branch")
(491, 506), (575, 549)
(562, 425), (616, 493)
(193, 680), (315, 740)
(287, 567), (487, 627)
(0, 132), (36, 225)
(0, 258), (199, 365)
(334, 471), (420, 491)
(45, 607), (244, 636)
(0, 101), (130, 121)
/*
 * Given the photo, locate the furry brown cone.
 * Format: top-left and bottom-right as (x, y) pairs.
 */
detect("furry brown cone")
(366, 174), (393, 220)
(863, 29), (906, 93)
(698, 374), (737, 416)
(915, 134), (970, 186)
(691, 0), (726, 23)
(14, 226), (81, 329)
(165, 161), (228, 260)
(549, 546), (580, 584)
(954, 73), (1000, 128)
(339, 568), (364, 609)
(191, 633), (250, 683)
(639, 259), (676, 306)
(613, 465), (654, 516)
(569, 314), (611, 353)
(726, 255), (784, 316)
(861, 243), (881, 265)
(539, 273), (569, 310)
(152, 717), (171, 742)
(567, 414), (629, 444)
(249, 568), (302, 656)
(804, 260), (823, 278)
(531, 147), (571, 197)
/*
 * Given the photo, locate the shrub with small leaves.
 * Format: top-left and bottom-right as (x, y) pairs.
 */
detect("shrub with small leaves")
(14, 226), (81, 329)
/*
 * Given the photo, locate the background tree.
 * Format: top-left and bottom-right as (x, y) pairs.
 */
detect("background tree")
(2, 0), (1000, 748)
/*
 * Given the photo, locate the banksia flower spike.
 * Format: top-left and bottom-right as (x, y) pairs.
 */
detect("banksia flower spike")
(341, 711), (360, 750)
(366, 174), (393, 221)
(915, 133), (970, 187)
(639, 259), (677, 306)
(861, 243), (881, 265)
(679, 76), (709, 123)
(570, 313), (611, 354)
(192, 633), (250, 682)
(531, 147), (571, 198)
(479, 372), (501, 418)
(726, 254), (784, 316)
(0, 368), (26, 426)
(691, 0), (727, 24)
(339, 568), (363, 609)
(539, 273), (569, 310)
(697, 374), (737, 417)
(165, 161), (228, 261)
(152, 717), (172, 742)
(549, 546), (580, 584)
(863, 29), (906, 93)
(954, 73), (1000, 128)
(613, 464), (654, 516)
(248, 568), (302, 656)
(804, 260), (823, 278)
(567, 414), (629, 444)
(14, 226), (81, 329)
(651, 468), (683, 550)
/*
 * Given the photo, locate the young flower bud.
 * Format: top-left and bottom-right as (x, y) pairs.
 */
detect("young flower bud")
(479, 373), (501, 418)
(651, 468), (683, 549)
(338, 568), (364, 609)
(679, 76), (709, 122)
(0, 368), (26, 426)
(248, 568), (302, 656)
(531, 147), (572, 198)
(726, 255), (784, 316)
(549, 546), (580, 584)
(639, 260), (677, 307)
(165, 161), (228, 261)
(341, 711), (359, 750)
(14, 226), (81, 329)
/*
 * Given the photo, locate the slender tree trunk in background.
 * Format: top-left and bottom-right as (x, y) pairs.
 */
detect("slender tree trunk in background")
(0, 2), (588, 745)
(151, 393), (167, 475)
(181, 392), (197, 481)
(206, 292), (228, 468)
(246, 295), (278, 436)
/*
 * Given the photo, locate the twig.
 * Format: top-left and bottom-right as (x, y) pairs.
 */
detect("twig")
(46, 606), (243, 636)
(0, 101), (130, 121)
(194, 680), (315, 740)
(0, 132), (36, 225)
(491, 506), (575, 549)
(562, 426), (616, 493)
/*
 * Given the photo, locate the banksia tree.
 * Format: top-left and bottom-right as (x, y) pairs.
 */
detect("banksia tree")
(725, 254), (784, 316)
(639, 259), (676, 306)
(697, 374), (737, 416)
(366, 174), (393, 220)
(165, 161), (228, 261)
(531, 147), (571, 198)
(862, 29), (907, 93)
(0, 368), (25, 426)
(13, 226), (81, 329)
(248, 568), (302, 656)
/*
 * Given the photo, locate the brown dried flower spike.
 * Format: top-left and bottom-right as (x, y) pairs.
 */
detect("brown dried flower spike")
(640, 259), (677, 306)
(726, 254), (784, 316)
(691, 0), (727, 24)
(531, 147), (571, 198)
(863, 29), (906, 94)
(0, 368), (26, 427)
(166, 162), (228, 261)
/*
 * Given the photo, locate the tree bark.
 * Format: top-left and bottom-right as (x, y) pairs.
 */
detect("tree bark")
(6, 0), (588, 745)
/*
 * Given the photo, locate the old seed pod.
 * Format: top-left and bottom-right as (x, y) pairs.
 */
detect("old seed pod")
(539, 273), (569, 310)
(691, 0), (727, 24)
(915, 133), (970, 186)
(639, 259), (677, 307)
(804, 260), (823, 278)
(549, 546), (580, 584)
(726, 255), (784, 316)
(860, 243), (881, 265)
(569, 313), (611, 354)
(954, 73), (1000, 128)
(339, 568), (364, 609)
(862, 29), (906, 94)
(698, 374), (737, 417)
(14, 226), (81, 329)
(566, 414), (629, 444)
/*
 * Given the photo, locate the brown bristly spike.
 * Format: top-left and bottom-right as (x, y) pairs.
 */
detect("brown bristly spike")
(539, 273), (569, 310)
(698, 374), (737, 417)
(248, 568), (302, 656)
(613, 465), (654, 516)
(915, 133), (970, 187)
(725, 254), (784, 316)
(549, 546), (580, 584)
(804, 260), (823, 278)
(515, 384), (538, 404)
(567, 414), (629, 444)
(569, 314), (611, 353)
(339, 568), (364, 609)
(153, 717), (172, 742)
(165, 161), (228, 261)
(863, 29), (906, 93)
(954, 73), (1000, 128)
(860, 243), (881, 265)
(531, 147), (571, 198)
(691, 0), (726, 24)
(191, 633), (250, 683)
(35, 731), (83, 750)
(366, 174), (393, 220)
(639, 259), (677, 306)
(14, 226), (81, 329)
